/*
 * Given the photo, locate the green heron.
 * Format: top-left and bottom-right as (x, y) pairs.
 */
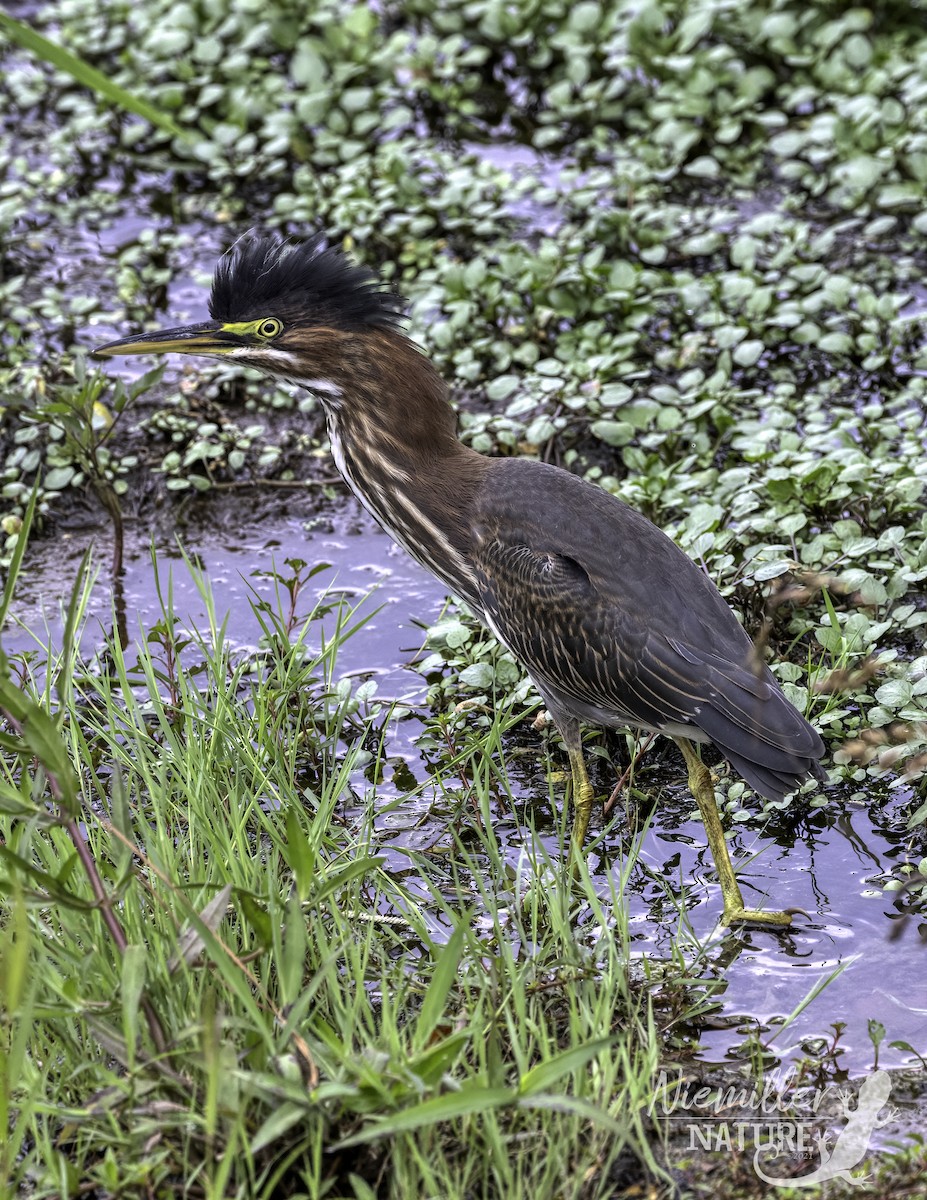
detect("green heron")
(95, 232), (825, 928)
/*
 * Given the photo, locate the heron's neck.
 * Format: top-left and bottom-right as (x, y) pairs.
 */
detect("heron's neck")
(314, 332), (489, 606)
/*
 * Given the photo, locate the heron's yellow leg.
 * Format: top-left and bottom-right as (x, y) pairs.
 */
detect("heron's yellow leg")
(547, 710), (596, 863)
(675, 738), (792, 929)
(568, 745), (595, 850)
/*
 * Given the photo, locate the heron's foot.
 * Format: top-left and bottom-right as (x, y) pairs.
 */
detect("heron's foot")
(722, 905), (793, 929)
(716, 864), (798, 929)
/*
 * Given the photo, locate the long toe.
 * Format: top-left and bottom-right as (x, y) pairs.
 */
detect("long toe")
(722, 906), (794, 929)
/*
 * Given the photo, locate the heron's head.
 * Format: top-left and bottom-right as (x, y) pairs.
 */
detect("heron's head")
(93, 232), (407, 387)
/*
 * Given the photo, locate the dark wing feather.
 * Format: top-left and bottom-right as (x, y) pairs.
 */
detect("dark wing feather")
(472, 459), (824, 801)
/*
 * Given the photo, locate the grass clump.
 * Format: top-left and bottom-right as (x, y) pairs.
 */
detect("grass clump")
(0, 525), (664, 1199)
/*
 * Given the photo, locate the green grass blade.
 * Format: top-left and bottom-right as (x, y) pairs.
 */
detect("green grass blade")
(412, 918), (468, 1052)
(517, 1036), (617, 1097)
(517, 1092), (629, 1134)
(0, 13), (187, 140)
(763, 957), (855, 1047)
(334, 1085), (516, 1148)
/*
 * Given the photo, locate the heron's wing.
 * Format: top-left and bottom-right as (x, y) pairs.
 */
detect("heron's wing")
(471, 459), (824, 799)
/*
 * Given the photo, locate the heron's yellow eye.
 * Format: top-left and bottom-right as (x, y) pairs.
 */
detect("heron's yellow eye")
(257, 318), (282, 339)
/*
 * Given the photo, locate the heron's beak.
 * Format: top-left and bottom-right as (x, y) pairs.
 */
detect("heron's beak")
(93, 321), (238, 359)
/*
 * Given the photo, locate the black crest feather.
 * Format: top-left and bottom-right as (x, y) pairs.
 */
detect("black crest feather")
(208, 231), (407, 332)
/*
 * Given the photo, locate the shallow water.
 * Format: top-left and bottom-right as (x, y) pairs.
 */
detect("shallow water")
(8, 508), (926, 1078)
